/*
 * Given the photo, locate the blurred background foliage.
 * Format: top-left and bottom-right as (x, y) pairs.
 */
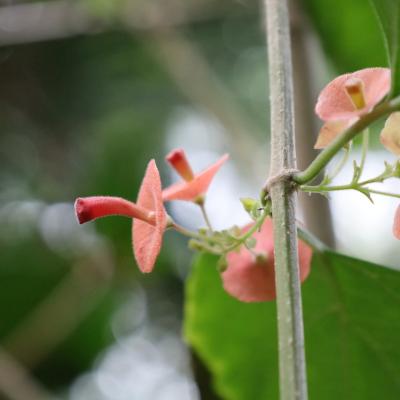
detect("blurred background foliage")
(0, 0), (399, 399)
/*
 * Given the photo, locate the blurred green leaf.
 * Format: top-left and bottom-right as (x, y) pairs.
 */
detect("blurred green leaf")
(35, 292), (117, 388)
(82, 0), (122, 20)
(185, 251), (400, 399)
(302, 0), (387, 72)
(0, 238), (69, 338)
(369, 0), (400, 95)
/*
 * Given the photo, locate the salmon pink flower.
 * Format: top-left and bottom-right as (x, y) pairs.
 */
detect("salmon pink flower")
(162, 148), (229, 203)
(380, 112), (400, 156)
(316, 68), (390, 121)
(314, 67), (390, 148)
(314, 120), (350, 149)
(393, 205), (400, 240)
(75, 160), (167, 273)
(221, 219), (312, 302)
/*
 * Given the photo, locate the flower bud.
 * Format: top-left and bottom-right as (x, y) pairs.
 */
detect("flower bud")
(245, 237), (257, 249)
(240, 197), (258, 213)
(217, 256), (228, 273)
(188, 239), (204, 251)
(75, 196), (155, 225)
(165, 148), (195, 181)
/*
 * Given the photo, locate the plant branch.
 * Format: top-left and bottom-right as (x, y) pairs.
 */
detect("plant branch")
(293, 97), (400, 185)
(326, 145), (351, 184)
(297, 226), (329, 254)
(264, 0), (308, 399)
(301, 160), (398, 197)
(172, 209), (268, 254)
(368, 189), (400, 199)
(223, 212), (268, 253)
(199, 203), (214, 231)
(358, 129), (370, 180)
(172, 223), (213, 242)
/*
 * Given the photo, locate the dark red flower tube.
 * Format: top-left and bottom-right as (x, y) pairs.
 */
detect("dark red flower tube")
(75, 196), (155, 225)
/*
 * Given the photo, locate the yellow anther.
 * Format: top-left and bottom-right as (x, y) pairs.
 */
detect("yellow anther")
(344, 77), (366, 110)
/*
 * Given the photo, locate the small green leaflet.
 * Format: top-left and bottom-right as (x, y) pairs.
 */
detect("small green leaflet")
(369, 0), (400, 95)
(185, 251), (400, 399)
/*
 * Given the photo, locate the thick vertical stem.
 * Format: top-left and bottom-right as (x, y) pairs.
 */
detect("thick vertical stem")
(264, 1), (308, 399)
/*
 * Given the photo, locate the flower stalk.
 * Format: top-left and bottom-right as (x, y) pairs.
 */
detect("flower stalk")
(293, 96), (400, 185)
(301, 156), (400, 201)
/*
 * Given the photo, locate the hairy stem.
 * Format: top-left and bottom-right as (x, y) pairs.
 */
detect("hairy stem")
(301, 167), (398, 195)
(223, 212), (267, 253)
(358, 129), (369, 180)
(264, 0), (308, 399)
(301, 184), (355, 193)
(297, 226), (329, 253)
(172, 209), (268, 253)
(172, 223), (206, 241)
(368, 189), (400, 199)
(199, 203), (214, 231)
(327, 145), (350, 183)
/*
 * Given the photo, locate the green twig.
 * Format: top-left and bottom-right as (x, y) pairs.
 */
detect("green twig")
(301, 183), (400, 201)
(301, 184), (355, 193)
(301, 159), (398, 195)
(297, 226), (329, 254)
(325, 144), (351, 184)
(199, 203), (214, 231)
(172, 223), (211, 242)
(293, 97), (400, 185)
(368, 189), (400, 199)
(223, 211), (267, 253)
(172, 209), (268, 254)
(358, 129), (369, 180)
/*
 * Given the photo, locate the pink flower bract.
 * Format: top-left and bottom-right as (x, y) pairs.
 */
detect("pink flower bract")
(75, 160), (167, 273)
(133, 160), (167, 273)
(314, 120), (353, 149)
(162, 150), (229, 202)
(222, 219), (312, 302)
(393, 205), (400, 240)
(316, 67), (390, 121)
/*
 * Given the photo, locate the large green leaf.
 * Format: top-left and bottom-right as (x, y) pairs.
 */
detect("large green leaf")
(185, 251), (400, 399)
(185, 253), (278, 400)
(369, 0), (400, 95)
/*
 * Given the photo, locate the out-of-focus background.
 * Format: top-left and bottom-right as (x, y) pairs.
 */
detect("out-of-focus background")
(0, 0), (399, 399)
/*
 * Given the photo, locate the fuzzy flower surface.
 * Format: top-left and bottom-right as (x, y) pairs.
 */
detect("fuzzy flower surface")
(162, 148), (229, 202)
(314, 67), (391, 149)
(221, 219), (312, 302)
(75, 160), (167, 273)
